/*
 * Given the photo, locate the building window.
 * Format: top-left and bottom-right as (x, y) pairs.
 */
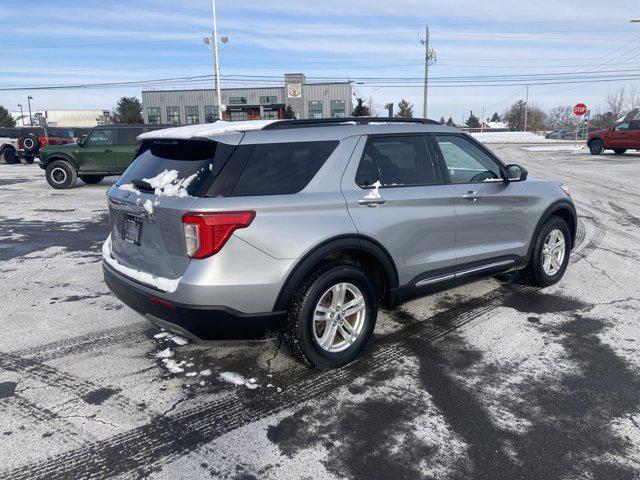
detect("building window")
(260, 95), (278, 104)
(147, 107), (161, 124)
(229, 97), (247, 105)
(229, 111), (248, 122)
(308, 101), (323, 119)
(185, 106), (199, 125)
(331, 100), (346, 118)
(261, 110), (279, 120)
(204, 105), (218, 123)
(166, 106), (180, 125)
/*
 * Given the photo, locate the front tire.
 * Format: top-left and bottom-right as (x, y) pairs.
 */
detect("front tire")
(80, 175), (104, 184)
(45, 160), (77, 189)
(589, 139), (604, 155)
(284, 261), (378, 369)
(613, 148), (627, 155)
(522, 216), (571, 287)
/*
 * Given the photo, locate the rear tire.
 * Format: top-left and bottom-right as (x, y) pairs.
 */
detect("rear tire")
(589, 139), (604, 155)
(522, 216), (571, 287)
(22, 134), (40, 155)
(80, 175), (104, 184)
(284, 261), (377, 369)
(45, 160), (77, 189)
(22, 155), (34, 165)
(613, 148), (627, 155)
(1, 147), (17, 164)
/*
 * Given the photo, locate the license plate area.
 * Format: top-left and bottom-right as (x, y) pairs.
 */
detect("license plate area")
(122, 215), (142, 245)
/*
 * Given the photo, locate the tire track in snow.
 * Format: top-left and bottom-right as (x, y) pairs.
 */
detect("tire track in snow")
(0, 213), (605, 479)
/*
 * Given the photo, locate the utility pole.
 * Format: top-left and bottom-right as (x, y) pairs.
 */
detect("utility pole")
(523, 86), (529, 132)
(420, 26), (436, 119)
(27, 95), (33, 126)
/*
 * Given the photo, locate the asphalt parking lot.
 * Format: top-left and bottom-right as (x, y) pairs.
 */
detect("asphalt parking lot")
(1, 144), (639, 480)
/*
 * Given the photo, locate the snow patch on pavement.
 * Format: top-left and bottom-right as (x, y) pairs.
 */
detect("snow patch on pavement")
(219, 371), (259, 389)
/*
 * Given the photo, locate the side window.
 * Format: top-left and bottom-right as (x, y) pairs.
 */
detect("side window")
(231, 141), (338, 196)
(355, 136), (437, 187)
(86, 129), (115, 146)
(615, 122), (630, 131)
(118, 128), (143, 145)
(434, 135), (502, 184)
(628, 121), (640, 130)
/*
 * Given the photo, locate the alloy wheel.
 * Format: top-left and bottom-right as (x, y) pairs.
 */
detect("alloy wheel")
(312, 282), (367, 353)
(542, 228), (566, 276)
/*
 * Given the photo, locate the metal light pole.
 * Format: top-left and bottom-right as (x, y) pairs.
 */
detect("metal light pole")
(211, 0), (223, 120)
(17, 104), (24, 125)
(27, 95), (33, 126)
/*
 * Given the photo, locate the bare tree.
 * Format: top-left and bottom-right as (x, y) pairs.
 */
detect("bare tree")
(605, 87), (627, 122)
(547, 106), (575, 130)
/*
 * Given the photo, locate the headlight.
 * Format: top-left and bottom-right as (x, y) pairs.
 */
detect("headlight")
(559, 184), (572, 197)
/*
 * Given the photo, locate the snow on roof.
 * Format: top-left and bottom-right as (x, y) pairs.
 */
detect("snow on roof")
(137, 120), (277, 141)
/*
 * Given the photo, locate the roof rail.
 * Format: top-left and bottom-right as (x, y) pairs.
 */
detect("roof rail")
(262, 117), (440, 130)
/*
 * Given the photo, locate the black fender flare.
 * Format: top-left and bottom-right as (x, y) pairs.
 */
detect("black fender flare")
(587, 136), (603, 146)
(273, 235), (399, 311)
(527, 199), (577, 260)
(42, 153), (79, 171)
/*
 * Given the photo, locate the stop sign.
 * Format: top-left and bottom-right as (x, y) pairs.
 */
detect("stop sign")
(574, 103), (587, 116)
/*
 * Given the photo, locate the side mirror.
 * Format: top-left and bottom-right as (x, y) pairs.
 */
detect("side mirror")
(77, 134), (87, 145)
(505, 164), (527, 182)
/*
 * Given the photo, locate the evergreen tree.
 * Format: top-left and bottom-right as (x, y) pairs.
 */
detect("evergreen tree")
(490, 112), (501, 122)
(110, 97), (143, 124)
(446, 117), (455, 126)
(352, 97), (370, 117)
(439, 116), (446, 124)
(0, 106), (16, 127)
(395, 99), (413, 118)
(465, 111), (481, 129)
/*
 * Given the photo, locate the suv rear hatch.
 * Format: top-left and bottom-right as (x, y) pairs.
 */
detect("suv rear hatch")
(105, 137), (239, 288)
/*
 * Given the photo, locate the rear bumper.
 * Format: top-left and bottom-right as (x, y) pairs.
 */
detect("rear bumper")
(104, 265), (285, 340)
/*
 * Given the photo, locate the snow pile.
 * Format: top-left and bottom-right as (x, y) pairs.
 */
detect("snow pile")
(162, 359), (185, 373)
(154, 332), (170, 339)
(143, 199), (154, 215)
(170, 335), (188, 346)
(142, 169), (197, 198)
(155, 348), (173, 359)
(102, 235), (182, 293)
(119, 184), (140, 195)
(137, 120), (277, 141)
(471, 132), (552, 144)
(199, 369), (212, 376)
(363, 180), (382, 199)
(219, 371), (259, 389)
(522, 145), (588, 153)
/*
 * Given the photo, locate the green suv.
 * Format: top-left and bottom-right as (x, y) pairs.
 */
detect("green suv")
(39, 124), (173, 189)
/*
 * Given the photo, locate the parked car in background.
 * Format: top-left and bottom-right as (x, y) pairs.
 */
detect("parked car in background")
(0, 127), (20, 164)
(102, 117), (577, 368)
(18, 126), (74, 164)
(39, 124), (175, 189)
(546, 130), (572, 140)
(587, 120), (640, 155)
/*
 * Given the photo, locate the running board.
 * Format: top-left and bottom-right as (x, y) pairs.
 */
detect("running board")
(415, 259), (515, 287)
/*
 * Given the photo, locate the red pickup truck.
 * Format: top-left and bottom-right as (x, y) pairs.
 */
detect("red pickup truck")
(587, 120), (640, 155)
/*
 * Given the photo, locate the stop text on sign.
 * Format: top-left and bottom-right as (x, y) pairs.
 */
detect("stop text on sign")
(574, 103), (587, 116)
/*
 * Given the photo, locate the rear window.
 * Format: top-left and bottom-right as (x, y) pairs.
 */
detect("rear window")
(46, 128), (72, 138)
(118, 140), (235, 197)
(230, 141), (338, 196)
(0, 128), (19, 138)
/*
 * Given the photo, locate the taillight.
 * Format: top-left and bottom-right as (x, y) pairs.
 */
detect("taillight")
(40, 137), (48, 148)
(17, 138), (23, 149)
(182, 211), (255, 259)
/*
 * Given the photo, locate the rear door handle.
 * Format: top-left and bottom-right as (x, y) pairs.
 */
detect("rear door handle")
(358, 197), (386, 207)
(462, 191), (479, 202)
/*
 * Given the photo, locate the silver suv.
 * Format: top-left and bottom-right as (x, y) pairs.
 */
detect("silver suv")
(103, 118), (576, 368)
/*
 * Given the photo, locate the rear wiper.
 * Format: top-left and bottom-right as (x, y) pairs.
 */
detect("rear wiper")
(131, 179), (154, 192)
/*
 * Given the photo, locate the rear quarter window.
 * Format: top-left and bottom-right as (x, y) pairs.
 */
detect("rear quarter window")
(47, 128), (72, 138)
(118, 128), (144, 145)
(230, 141), (338, 196)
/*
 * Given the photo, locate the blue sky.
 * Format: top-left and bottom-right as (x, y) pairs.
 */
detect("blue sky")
(1, 0), (640, 121)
